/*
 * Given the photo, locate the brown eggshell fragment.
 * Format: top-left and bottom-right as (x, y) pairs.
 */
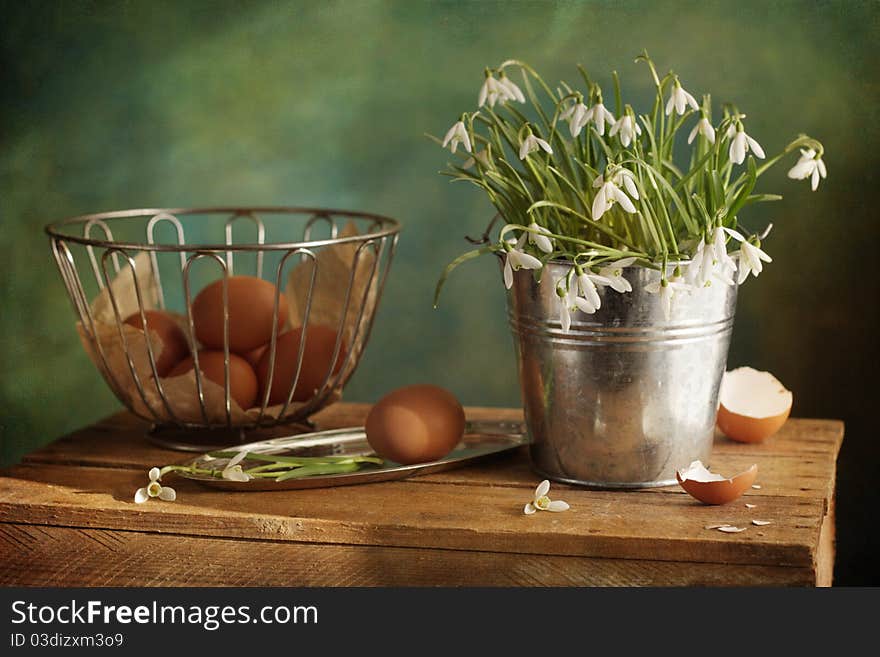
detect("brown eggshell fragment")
(365, 384), (466, 465)
(192, 276), (289, 353)
(123, 309), (190, 377)
(168, 350), (258, 410)
(676, 460), (758, 505)
(717, 367), (792, 443)
(256, 326), (346, 405)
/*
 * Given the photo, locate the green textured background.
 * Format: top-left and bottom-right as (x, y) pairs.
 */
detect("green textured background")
(2, 0), (878, 583)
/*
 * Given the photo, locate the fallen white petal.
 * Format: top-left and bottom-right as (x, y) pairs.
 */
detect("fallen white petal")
(546, 500), (570, 512)
(745, 503), (757, 509)
(751, 484), (762, 489)
(524, 503), (536, 515)
(704, 523), (736, 530)
(535, 479), (551, 499)
(752, 519), (772, 526)
(149, 467), (161, 482)
(134, 487), (149, 504)
(158, 486), (176, 502)
(717, 526), (747, 533)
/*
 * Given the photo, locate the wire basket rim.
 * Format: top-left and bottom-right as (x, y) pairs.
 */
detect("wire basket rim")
(44, 206), (401, 252)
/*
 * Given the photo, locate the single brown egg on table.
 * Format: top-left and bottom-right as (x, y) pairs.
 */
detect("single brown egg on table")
(191, 276), (289, 354)
(256, 326), (346, 405)
(168, 349), (258, 410)
(365, 384), (466, 465)
(123, 309), (190, 377)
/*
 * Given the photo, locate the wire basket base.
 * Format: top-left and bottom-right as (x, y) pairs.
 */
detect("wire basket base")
(147, 420), (317, 452)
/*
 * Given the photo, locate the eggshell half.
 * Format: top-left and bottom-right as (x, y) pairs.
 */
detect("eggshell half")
(676, 460), (758, 505)
(717, 367), (792, 443)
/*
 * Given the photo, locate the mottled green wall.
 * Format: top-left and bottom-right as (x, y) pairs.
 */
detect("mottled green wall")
(2, 1), (878, 581)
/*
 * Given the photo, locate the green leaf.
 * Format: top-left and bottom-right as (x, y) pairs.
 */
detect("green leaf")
(434, 246), (495, 308)
(275, 462), (361, 481)
(726, 155), (758, 221)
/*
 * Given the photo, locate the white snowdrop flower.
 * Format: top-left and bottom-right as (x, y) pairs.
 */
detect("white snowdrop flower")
(687, 231), (736, 288)
(688, 117), (716, 145)
(519, 133), (553, 160)
(577, 270), (613, 312)
(134, 467), (176, 504)
(557, 279), (592, 331)
(598, 257), (636, 293)
(560, 101), (590, 138)
(497, 72), (526, 104)
(723, 227), (772, 283)
(665, 80), (699, 116)
(503, 235), (543, 289)
(463, 149), (491, 169)
(221, 451), (251, 482)
(609, 113), (642, 147)
(728, 126), (765, 164)
(591, 171), (638, 220)
(441, 120), (472, 154)
(645, 275), (690, 320)
(528, 222), (554, 254)
(584, 101), (616, 136)
(524, 479), (570, 515)
(787, 148), (827, 191)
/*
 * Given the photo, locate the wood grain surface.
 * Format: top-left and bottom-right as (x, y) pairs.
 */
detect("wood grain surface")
(0, 403), (843, 587)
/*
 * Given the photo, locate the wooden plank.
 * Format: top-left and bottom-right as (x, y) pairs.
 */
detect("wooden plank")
(0, 462), (822, 567)
(0, 524), (817, 587)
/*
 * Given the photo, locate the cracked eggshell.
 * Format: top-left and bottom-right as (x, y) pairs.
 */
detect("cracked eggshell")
(717, 367), (792, 443)
(676, 460), (758, 505)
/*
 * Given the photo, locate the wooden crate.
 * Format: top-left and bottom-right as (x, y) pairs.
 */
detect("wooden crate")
(0, 403), (842, 586)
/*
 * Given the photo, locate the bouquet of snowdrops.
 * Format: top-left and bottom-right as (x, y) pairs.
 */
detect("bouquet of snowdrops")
(431, 52), (826, 322)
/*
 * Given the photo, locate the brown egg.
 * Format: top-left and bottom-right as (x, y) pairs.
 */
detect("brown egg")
(256, 326), (346, 405)
(123, 309), (190, 377)
(191, 276), (289, 353)
(365, 384), (466, 465)
(243, 343), (269, 369)
(676, 461), (758, 505)
(168, 350), (258, 410)
(717, 367), (793, 443)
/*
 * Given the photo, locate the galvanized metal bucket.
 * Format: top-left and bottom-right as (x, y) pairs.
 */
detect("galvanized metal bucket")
(504, 261), (737, 488)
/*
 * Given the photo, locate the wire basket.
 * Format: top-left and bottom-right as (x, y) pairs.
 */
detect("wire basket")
(46, 207), (399, 449)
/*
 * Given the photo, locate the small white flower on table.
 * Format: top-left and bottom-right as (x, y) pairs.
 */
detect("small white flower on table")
(787, 148), (827, 191)
(134, 467), (176, 504)
(221, 451), (252, 482)
(441, 120), (472, 154)
(665, 80), (699, 116)
(524, 480), (570, 515)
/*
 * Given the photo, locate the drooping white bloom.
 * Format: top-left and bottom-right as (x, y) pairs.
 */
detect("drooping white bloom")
(787, 148), (827, 191)
(523, 479), (570, 515)
(591, 170), (638, 220)
(728, 126), (765, 164)
(584, 101), (615, 136)
(686, 228), (736, 288)
(134, 467), (176, 504)
(519, 133), (553, 160)
(645, 274), (690, 320)
(577, 270), (613, 311)
(528, 222), (554, 254)
(441, 120), (472, 154)
(560, 101), (590, 138)
(665, 81), (699, 116)
(688, 117), (716, 145)
(723, 228), (772, 284)
(503, 235), (543, 289)
(221, 451), (251, 482)
(598, 257), (637, 293)
(478, 74), (516, 108)
(497, 73), (526, 104)
(609, 114), (642, 147)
